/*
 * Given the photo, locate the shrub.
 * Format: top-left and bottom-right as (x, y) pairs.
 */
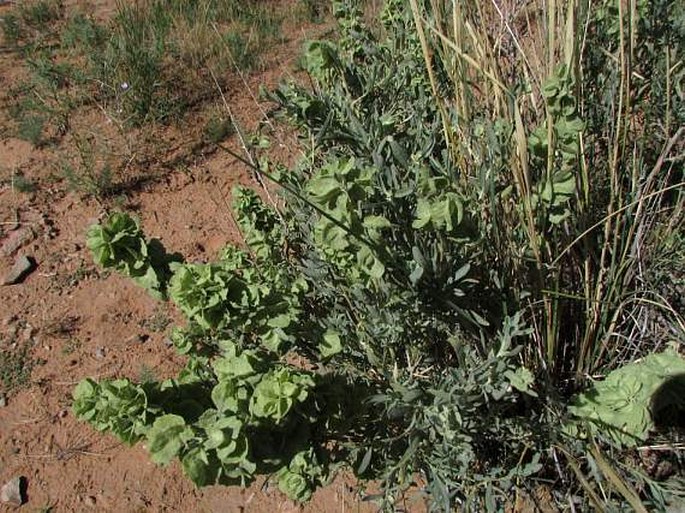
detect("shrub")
(74, 0), (685, 511)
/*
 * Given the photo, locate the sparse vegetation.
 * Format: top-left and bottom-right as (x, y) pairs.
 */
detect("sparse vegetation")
(1, 0), (290, 200)
(61, 132), (116, 199)
(1, 0), (682, 510)
(10, 172), (37, 193)
(0, 340), (34, 396)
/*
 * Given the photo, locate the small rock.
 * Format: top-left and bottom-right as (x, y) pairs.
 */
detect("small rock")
(0, 396), (6, 407)
(84, 495), (97, 507)
(0, 476), (25, 507)
(0, 228), (35, 257)
(94, 347), (105, 359)
(2, 255), (36, 285)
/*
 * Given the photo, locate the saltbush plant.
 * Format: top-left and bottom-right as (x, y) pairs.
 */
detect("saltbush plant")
(75, 0), (684, 511)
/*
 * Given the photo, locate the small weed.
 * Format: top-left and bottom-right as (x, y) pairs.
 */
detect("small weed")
(8, 53), (76, 147)
(26, 53), (75, 90)
(62, 133), (116, 199)
(299, 0), (329, 23)
(43, 315), (81, 339)
(3, 0), (64, 49)
(1, 13), (23, 46)
(62, 161), (113, 199)
(222, 31), (251, 70)
(61, 13), (107, 50)
(19, 0), (61, 28)
(65, 261), (98, 288)
(17, 113), (47, 146)
(138, 305), (171, 333)
(61, 339), (82, 356)
(11, 172), (37, 193)
(203, 115), (234, 144)
(0, 341), (34, 396)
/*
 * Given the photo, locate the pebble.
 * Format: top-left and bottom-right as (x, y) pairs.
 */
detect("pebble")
(2, 255), (36, 285)
(0, 396), (6, 407)
(0, 476), (25, 507)
(84, 495), (97, 507)
(94, 347), (106, 359)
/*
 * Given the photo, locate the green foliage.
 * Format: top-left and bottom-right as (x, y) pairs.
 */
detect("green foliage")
(11, 173), (37, 193)
(86, 212), (179, 299)
(70, 0), (283, 124)
(567, 348), (685, 446)
(0, 341), (34, 396)
(73, 335), (327, 499)
(74, 0), (685, 511)
(203, 116), (234, 144)
(72, 378), (149, 444)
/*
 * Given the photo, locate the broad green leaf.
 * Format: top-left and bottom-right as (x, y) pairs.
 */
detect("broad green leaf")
(307, 176), (342, 204)
(278, 470), (311, 502)
(182, 447), (217, 487)
(267, 313), (292, 329)
(212, 381), (247, 414)
(412, 198), (432, 229)
(213, 349), (261, 380)
(250, 369), (314, 422)
(319, 329), (342, 359)
(216, 434), (249, 465)
(567, 349), (685, 445)
(363, 215), (392, 229)
(315, 219), (349, 252)
(147, 414), (193, 465)
(504, 367), (538, 397)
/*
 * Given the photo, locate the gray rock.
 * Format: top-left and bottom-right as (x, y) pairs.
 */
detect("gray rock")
(2, 255), (36, 285)
(0, 395), (6, 407)
(0, 228), (35, 257)
(0, 476), (25, 507)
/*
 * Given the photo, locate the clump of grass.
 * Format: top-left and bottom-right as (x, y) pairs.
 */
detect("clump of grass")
(17, 113), (47, 146)
(61, 12), (107, 50)
(61, 338), (82, 356)
(81, 0), (284, 124)
(138, 364), (157, 384)
(1, 0), (63, 49)
(1, 13), (23, 47)
(61, 132), (115, 200)
(7, 51), (77, 147)
(19, 0), (61, 28)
